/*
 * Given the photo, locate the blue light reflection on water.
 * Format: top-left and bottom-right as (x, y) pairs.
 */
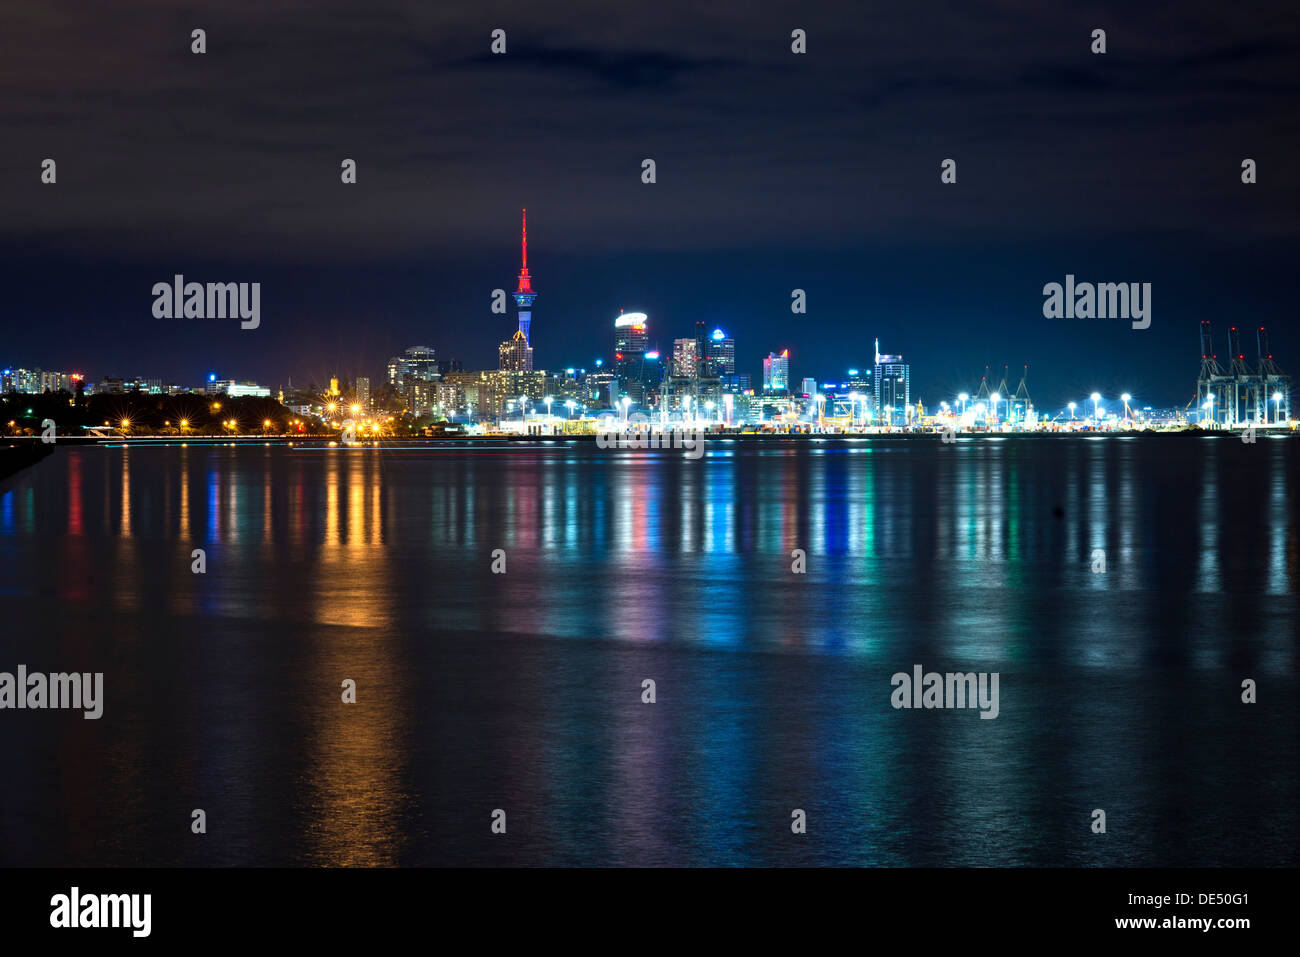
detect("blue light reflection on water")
(0, 437), (1296, 866)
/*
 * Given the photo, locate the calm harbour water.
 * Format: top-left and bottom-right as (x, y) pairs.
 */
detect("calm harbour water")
(0, 436), (1296, 866)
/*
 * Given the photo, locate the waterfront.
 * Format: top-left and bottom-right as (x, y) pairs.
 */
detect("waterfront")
(0, 437), (1296, 866)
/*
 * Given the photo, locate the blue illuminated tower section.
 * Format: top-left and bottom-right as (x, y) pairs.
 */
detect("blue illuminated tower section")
(513, 208), (536, 343)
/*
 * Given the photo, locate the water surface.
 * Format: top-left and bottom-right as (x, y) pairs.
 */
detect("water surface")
(1, 437), (1295, 866)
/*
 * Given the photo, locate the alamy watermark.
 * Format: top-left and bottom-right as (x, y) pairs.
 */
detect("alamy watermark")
(50, 887), (150, 937)
(890, 664), (1000, 719)
(0, 665), (103, 719)
(596, 413), (704, 459)
(152, 274), (260, 329)
(1042, 274), (1150, 330)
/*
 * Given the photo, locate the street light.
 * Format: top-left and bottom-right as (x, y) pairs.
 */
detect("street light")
(1090, 392), (1101, 426)
(990, 392), (1001, 427)
(1205, 393), (1217, 427)
(1121, 393), (1131, 423)
(1273, 391), (1284, 425)
(565, 399), (576, 419)
(958, 392), (968, 417)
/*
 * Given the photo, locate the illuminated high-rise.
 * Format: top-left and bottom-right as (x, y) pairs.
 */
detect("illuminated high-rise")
(404, 346), (438, 382)
(614, 311), (649, 354)
(672, 338), (699, 379)
(873, 339), (910, 426)
(614, 311), (655, 404)
(499, 331), (533, 371)
(763, 350), (789, 393)
(707, 328), (735, 375)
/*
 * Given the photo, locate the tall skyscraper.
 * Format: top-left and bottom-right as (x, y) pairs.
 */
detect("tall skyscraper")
(614, 311), (654, 404)
(672, 338), (699, 379)
(404, 346), (438, 381)
(707, 328), (735, 375)
(355, 376), (370, 411)
(512, 208), (536, 345)
(499, 331), (533, 371)
(763, 350), (790, 392)
(873, 339), (910, 426)
(387, 355), (409, 391)
(614, 311), (649, 354)
(693, 320), (708, 378)
(389, 347), (439, 394)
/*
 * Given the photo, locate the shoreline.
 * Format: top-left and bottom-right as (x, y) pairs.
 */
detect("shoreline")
(2, 428), (1294, 448)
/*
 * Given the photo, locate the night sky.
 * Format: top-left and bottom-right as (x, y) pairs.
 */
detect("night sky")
(1, 0), (1296, 408)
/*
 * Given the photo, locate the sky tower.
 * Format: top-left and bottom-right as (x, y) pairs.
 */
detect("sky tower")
(513, 208), (536, 342)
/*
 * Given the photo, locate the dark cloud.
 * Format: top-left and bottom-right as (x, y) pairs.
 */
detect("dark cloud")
(450, 46), (739, 90)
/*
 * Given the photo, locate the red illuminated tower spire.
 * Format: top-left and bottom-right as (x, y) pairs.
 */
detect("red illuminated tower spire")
(512, 209), (536, 342)
(516, 208), (533, 295)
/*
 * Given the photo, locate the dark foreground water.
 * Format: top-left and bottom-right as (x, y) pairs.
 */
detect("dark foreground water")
(0, 436), (1296, 866)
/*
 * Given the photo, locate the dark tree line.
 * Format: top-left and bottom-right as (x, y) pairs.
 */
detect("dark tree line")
(1, 390), (323, 436)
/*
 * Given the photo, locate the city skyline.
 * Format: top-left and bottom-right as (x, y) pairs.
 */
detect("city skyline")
(5, 204), (1291, 416)
(2, 2), (1297, 405)
(2, 314), (1288, 420)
